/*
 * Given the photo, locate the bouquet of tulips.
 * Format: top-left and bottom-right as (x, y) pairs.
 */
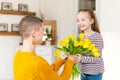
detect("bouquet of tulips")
(54, 33), (100, 80)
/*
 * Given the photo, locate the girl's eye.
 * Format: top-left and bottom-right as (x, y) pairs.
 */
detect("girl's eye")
(82, 19), (85, 21)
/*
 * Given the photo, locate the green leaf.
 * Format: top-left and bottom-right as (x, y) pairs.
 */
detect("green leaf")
(69, 39), (74, 54)
(76, 36), (80, 42)
(73, 47), (84, 54)
(63, 47), (69, 52)
(45, 28), (52, 40)
(55, 46), (68, 52)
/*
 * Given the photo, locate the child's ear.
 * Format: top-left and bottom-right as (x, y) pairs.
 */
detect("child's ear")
(31, 29), (36, 37)
(91, 18), (94, 24)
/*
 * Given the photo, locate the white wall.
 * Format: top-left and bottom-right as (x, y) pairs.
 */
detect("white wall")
(0, 0), (40, 79)
(40, 0), (78, 44)
(100, 0), (120, 80)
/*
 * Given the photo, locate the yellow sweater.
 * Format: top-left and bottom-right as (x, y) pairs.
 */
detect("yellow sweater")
(14, 50), (74, 80)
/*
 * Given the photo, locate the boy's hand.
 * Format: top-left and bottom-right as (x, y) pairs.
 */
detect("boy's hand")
(61, 54), (68, 61)
(61, 53), (82, 63)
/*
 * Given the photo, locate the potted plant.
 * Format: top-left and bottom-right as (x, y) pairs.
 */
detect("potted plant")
(45, 28), (52, 45)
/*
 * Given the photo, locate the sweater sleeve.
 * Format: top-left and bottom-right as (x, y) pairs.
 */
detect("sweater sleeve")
(81, 56), (102, 63)
(38, 58), (74, 80)
(50, 58), (65, 72)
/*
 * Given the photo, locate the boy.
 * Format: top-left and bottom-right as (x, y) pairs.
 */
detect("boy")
(13, 16), (76, 80)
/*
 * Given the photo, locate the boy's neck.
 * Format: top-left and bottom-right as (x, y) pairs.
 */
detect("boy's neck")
(22, 39), (36, 53)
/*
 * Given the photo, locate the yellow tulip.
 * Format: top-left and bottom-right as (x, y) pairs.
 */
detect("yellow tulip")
(92, 48), (98, 53)
(59, 40), (68, 47)
(74, 41), (79, 47)
(70, 35), (75, 41)
(79, 33), (84, 39)
(88, 45), (92, 50)
(93, 51), (100, 57)
(90, 44), (95, 48)
(83, 44), (89, 48)
(84, 38), (91, 44)
(78, 41), (84, 46)
(54, 50), (61, 56)
(63, 37), (69, 43)
(82, 39), (91, 48)
(88, 44), (95, 50)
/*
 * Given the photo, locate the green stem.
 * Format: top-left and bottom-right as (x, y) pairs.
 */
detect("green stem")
(71, 64), (86, 80)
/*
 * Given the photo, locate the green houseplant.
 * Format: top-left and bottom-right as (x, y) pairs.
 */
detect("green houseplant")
(45, 28), (52, 45)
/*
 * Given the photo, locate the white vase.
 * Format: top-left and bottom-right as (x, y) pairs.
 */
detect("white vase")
(46, 41), (51, 46)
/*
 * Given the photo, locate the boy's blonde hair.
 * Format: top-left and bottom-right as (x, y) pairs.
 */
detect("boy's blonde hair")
(19, 16), (43, 38)
(78, 9), (100, 33)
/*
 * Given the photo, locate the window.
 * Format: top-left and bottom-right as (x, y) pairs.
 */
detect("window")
(78, 0), (95, 10)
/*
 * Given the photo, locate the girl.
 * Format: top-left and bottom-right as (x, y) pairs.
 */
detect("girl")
(13, 16), (77, 80)
(75, 9), (104, 80)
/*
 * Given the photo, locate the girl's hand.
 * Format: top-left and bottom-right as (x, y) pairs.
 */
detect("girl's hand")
(74, 54), (82, 63)
(68, 55), (78, 63)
